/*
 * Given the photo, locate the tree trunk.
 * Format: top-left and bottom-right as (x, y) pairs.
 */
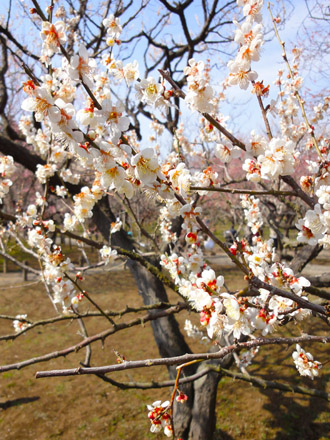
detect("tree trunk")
(93, 199), (227, 439)
(188, 369), (221, 439)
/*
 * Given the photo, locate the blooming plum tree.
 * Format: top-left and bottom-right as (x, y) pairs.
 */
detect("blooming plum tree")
(0, 0), (329, 439)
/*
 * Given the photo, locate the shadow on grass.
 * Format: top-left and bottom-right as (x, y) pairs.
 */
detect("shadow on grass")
(260, 386), (330, 440)
(256, 350), (330, 440)
(0, 396), (40, 410)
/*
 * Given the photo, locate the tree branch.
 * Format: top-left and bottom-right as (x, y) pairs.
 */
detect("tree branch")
(35, 334), (330, 378)
(0, 304), (187, 373)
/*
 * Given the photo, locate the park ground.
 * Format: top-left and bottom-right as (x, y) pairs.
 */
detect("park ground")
(0, 250), (329, 439)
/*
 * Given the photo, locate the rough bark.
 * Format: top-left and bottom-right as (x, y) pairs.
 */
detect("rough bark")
(93, 199), (196, 437)
(306, 274), (330, 288)
(189, 368), (221, 440)
(91, 197), (229, 439)
(290, 244), (322, 274)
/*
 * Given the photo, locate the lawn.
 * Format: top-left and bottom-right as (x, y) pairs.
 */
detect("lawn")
(0, 263), (329, 440)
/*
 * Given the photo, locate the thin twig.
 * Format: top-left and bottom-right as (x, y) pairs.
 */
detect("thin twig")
(159, 69), (246, 150)
(190, 186), (296, 196)
(65, 272), (117, 327)
(268, 2), (322, 158)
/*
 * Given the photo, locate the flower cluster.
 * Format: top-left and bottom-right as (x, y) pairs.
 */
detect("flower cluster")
(0, 155), (16, 203)
(241, 194), (263, 235)
(13, 314), (30, 333)
(292, 344), (322, 380)
(147, 401), (173, 437)
(243, 137), (296, 181)
(296, 203), (330, 248)
(184, 58), (214, 113)
(226, 1), (264, 90)
(159, 206), (177, 244)
(103, 14), (122, 46)
(184, 319), (207, 341)
(25, 219), (79, 312)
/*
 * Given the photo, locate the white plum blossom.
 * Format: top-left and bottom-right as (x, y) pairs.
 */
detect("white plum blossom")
(73, 186), (96, 221)
(13, 314), (30, 333)
(269, 264), (310, 296)
(131, 148), (160, 184)
(316, 185), (330, 210)
(196, 268), (224, 292)
(103, 14), (122, 39)
(123, 61), (139, 84)
(55, 185), (68, 198)
(234, 21), (263, 46)
(185, 79), (214, 113)
(226, 2), (264, 92)
(147, 400), (172, 436)
(69, 45), (97, 88)
(35, 164), (57, 184)
(246, 130), (267, 157)
(135, 77), (164, 107)
(206, 298), (226, 339)
(99, 99), (130, 142)
(0, 156), (16, 177)
(222, 295), (253, 339)
(184, 58), (205, 79)
(242, 158), (261, 182)
(188, 285), (214, 311)
(53, 278), (76, 309)
(296, 204), (327, 246)
(63, 213), (79, 231)
(242, 0), (264, 24)
(215, 142), (241, 163)
(160, 253), (186, 284)
(241, 195), (264, 235)
(41, 21), (67, 57)
(22, 87), (61, 123)
(292, 344), (322, 380)
(193, 166), (218, 194)
(0, 179), (12, 202)
(238, 347), (259, 369)
(184, 319), (206, 340)
(60, 168), (80, 184)
(99, 246), (117, 265)
(76, 98), (98, 127)
(227, 62), (258, 89)
(184, 58), (215, 112)
(159, 206), (177, 244)
(222, 293), (240, 322)
(253, 308), (276, 336)
(168, 162), (191, 195)
(258, 137), (296, 179)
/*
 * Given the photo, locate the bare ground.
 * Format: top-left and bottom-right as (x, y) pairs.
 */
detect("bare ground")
(0, 257), (329, 439)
